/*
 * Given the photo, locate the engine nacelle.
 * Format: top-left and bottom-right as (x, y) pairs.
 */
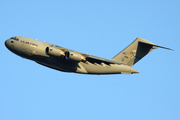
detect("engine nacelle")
(65, 51), (85, 62)
(45, 47), (64, 57)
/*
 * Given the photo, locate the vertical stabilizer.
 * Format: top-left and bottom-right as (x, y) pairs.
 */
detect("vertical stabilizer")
(112, 38), (172, 66)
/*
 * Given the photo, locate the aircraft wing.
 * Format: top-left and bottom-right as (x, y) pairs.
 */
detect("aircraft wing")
(54, 45), (122, 65)
(86, 55), (122, 65)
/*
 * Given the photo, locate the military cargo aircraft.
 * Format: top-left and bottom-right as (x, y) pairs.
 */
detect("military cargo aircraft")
(5, 36), (172, 75)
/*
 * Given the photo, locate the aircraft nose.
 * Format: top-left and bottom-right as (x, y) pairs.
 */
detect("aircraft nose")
(5, 39), (11, 50)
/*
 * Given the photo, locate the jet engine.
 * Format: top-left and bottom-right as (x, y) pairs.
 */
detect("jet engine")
(65, 51), (85, 62)
(45, 47), (64, 57)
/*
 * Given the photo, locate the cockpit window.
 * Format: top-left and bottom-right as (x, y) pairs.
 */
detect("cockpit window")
(10, 37), (15, 39)
(10, 37), (19, 41)
(14, 37), (19, 41)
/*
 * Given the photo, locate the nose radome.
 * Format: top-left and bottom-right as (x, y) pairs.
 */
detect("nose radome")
(5, 40), (8, 47)
(5, 39), (11, 49)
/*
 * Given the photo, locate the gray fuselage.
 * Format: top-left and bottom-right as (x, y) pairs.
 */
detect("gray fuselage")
(5, 36), (139, 74)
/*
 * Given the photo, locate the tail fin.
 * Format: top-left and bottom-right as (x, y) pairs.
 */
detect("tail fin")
(112, 38), (173, 66)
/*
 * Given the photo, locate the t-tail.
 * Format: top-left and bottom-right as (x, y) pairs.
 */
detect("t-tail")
(112, 38), (173, 66)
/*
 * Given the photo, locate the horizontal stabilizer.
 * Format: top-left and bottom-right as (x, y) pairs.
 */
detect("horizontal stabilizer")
(139, 41), (174, 51)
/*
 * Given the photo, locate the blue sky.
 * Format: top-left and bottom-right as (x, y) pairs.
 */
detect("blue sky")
(1, 0), (179, 120)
